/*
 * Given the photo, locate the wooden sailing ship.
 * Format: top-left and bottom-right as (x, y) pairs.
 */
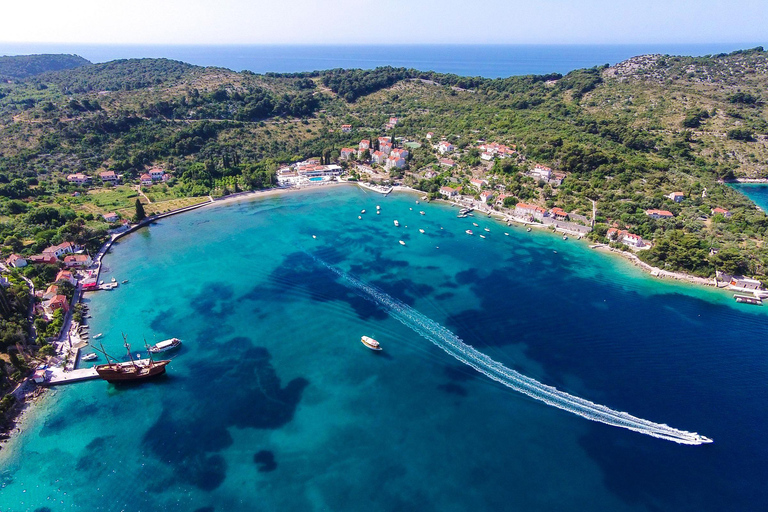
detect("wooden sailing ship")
(92, 334), (170, 383)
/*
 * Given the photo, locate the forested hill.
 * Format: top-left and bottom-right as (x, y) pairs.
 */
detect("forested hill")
(0, 54), (91, 80)
(0, 49), (766, 281)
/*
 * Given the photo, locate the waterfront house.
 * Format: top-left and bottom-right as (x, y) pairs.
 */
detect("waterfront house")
(607, 228), (646, 248)
(439, 158), (455, 167)
(67, 173), (90, 185)
(371, 151), (387, 165)
(64, 254), (92, 268)
(43, 242), (78, 259)
(55, 270), (76, 286)
(7, 254), (27, 268)
(99, 170), (119, 184)
(439, 186), (458, 197)
(341, 124), (352, 133)
(149, 168), (165, 181)
(551, 207), (569, 220)
(479, 190), (494, 203)
(81, 278), (98, 291)
(667, 192), (685, 203)
(438, 141), (454, 154)
(711, 207), (732, 218)
(340, 148), (355, 160)
(140, 174), (153, 186)
(44, 294), (69, 316)
(495, 193), (511, 206)
(645, 209), (674, 219)
(103, 212), (119, 223)
(515, 202), (547, 221)
(729, 277), (765, 293)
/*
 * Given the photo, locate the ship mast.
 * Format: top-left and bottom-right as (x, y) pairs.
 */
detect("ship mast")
(143, 338), (155, 367)
(122, 332), (139, 369)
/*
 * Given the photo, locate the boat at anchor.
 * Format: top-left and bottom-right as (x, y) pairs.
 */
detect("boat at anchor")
(361, 336), (382, 351)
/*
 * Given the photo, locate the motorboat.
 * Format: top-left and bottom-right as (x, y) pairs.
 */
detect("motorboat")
(361, 336), (382, 351)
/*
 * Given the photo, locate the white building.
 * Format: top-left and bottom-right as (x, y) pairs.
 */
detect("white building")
(67, 173), (90, 185)
(438, 141), (454, 154)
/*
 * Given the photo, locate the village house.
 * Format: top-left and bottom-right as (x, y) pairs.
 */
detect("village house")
(103, 212), (119, 223)
(515, 202), (548, 221)
(550, 207), (569, 220)
(149, 168), (165, 181)
(63, 254), (92, 268)
(480, 152), (495, 161)
(645, 209), (675, 219)
(530, 165), (552, 181)
(426, 132), (434, 139)
(495, 193), (511, 206)
(140, 174), (153, 186)
(479, 190), (494, 203)
(439, 186), (458, 197)
(371, 151), (387, 165)
(341, 124), (352, 133)
(439, 158), (455, 168)
(385, 154), (406, 170)
(470, 178), (488, 190)
(391, 148), (409, 159)
(712, 207), (732, 218)
(424, 170), (438, 178)
(55, 270), (76, 286)
(607, 228), (646, 248)
(437, 141), (454, 154)
(44, 295), (69, 317)
(358, 139), (370, 158)
(550, 172), (566, 187)
(378, 136), (392, 145)
(478, 142), (516, 159)
(339, 148), (355, 161)
(728, 277), (765, 293)
(43, 284), (59, 301)
(7, 254), (26, 268)
(667, 192), (685, 203)
(162, 173), (172, 182)
(67, 173), (90, 185)
(380, 141), (393, 155)
(43, 242), (78, 259)
(28, 254), (58, 265)
(99, 171), (119, 184)
(388, 117), (399, 126)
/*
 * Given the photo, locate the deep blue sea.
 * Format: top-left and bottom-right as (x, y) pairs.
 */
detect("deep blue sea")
(1, 185), (767, 511)
(0, 43), (765, 77)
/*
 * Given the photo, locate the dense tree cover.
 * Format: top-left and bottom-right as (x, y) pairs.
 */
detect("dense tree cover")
(0, 54), (90, 80)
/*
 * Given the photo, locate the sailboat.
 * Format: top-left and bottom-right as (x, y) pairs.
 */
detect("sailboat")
(92, 334), (170, 383)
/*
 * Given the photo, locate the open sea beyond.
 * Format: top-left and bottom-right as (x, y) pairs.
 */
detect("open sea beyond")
(1, 185), (767, 511)
(0, 43), (765, 77)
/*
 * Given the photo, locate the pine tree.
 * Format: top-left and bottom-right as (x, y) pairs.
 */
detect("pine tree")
(135, 199), (146, 221)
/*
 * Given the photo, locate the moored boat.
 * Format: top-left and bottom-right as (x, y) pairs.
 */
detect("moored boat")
(419, 229), (425, 233)
(93, 335), (170, 383)
(394, 220), (400, 227)
(82, 352), (98, 361)
(527, 227), (532, 232)
(734, 294), (762, 305)
(361, 209), (366, 214)
(93, 333), (103, 339)
(148, 337), (182, 353)
(484, 228), (490, 232)
(361, 336), (382, 351)
(473, 222), (479, 227)
(466, 229), (473, 235)
(399, 240), (406, 246)
(420, 211), (425, 215)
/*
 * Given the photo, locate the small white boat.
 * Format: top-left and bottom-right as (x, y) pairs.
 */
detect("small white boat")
(394, 220), (400, 227)
(563, 235), (568, 240)
(122, 279), (129, 284)
(480, 235), (486, 239)
(399, 240), (406, 246)
(484, 228), (490, 232)
(410, 208), (413, 210)
(82, 353), (98, 362)
(377, 211), (380, 215)
(93, 333), (104, 339)
(473, 222), (479, 227)
(148, 337), (182, 353)
(420, 211), (425, 215)
(99, 280), (104, 285)
(376, 205), (381, 210)
(111, 277), (116, 283)
(416, 200), (420, 204)
(504, 233), (509, 236)
(466, 230), (473, 235)
(312, 235), (317, 239)
(527, 227), (532, 232)
(361, 336), (382, 351)
(419, 229), (425, 233)
(361, 210), (366, 214)
(358, 216), (362, 219)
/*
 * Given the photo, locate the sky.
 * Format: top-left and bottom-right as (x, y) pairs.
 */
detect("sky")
(0, 0), (766, 45)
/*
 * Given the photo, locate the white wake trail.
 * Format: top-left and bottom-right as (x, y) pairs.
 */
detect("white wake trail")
(317, 257), (712, 445)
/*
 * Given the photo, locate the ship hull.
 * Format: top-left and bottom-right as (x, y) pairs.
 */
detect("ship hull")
(95, 360), (170, 382)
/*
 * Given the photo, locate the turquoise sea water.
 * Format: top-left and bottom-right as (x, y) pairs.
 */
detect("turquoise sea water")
(2, 185), (768, 511)
(732, 183), (768, 211)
